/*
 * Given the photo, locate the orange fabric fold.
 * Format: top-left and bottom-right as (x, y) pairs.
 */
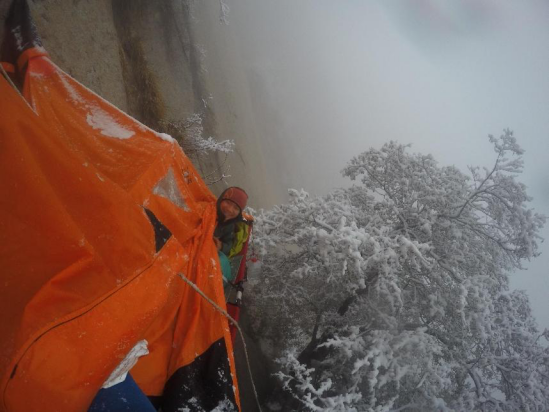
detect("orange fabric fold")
(0, 50), (239, 411)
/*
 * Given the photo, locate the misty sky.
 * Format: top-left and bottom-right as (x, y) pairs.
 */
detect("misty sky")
(207, 0), (548, 328)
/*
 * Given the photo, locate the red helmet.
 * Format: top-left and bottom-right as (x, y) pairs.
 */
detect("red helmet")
(220, 187), (248, 211)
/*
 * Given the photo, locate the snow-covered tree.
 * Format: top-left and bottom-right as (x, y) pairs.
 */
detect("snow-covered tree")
(160, 113), (234, 156)
(159, 113), (234, 184)
(249, 131), (548, 412)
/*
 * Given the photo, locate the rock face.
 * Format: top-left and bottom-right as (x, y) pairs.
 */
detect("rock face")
(2, 0), (284, 211)
(26, 0), (197, 126)
(2, 1), (180, 184)
(23, 0), (227, 191)
(1, 1), (276, 410)
(0, 3), (8, 28)
(30, 0), (128, 110)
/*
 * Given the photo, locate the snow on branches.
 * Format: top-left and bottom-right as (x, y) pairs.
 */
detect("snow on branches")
(161, 113), (234, 156)
(250, 132), (547, 412)
(158, 114), (234, 184)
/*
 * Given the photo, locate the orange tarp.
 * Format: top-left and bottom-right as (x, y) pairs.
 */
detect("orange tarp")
(0, 2), (239, 410)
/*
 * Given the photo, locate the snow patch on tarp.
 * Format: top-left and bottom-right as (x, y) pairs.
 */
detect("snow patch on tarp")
(156, 132), (176, 143)
(52, 64), (134, 139)
(153, 167), (190, 211)
(57, 70), (84, 104)
(50, 60), (181, 144)
(29, 71), (45, 79)
(86, 105), (135, 140)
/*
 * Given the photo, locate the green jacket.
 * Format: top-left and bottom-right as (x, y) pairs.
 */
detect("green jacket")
(214, 219), (251, 258)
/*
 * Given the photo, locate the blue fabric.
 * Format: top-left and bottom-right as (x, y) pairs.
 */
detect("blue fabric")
(88, 374), (156, 412)
(218, 251), (233, 283)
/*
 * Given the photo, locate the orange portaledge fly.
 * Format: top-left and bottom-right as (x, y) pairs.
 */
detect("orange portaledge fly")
(0, 0), (242, 411)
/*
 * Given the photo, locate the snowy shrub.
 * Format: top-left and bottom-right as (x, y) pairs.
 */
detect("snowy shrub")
(250, 131), (548, 411)
(159, 113), (234, 156)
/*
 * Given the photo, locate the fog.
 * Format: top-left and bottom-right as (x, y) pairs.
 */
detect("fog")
(194, 1), (548, 328)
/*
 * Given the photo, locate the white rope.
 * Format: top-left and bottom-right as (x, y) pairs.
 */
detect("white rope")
(177, 273), (263, 412)
(0, 62), (36, 113)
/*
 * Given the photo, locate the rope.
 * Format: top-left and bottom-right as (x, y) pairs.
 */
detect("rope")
(177, 273), (263, 412)
(0, 62), (36, 113)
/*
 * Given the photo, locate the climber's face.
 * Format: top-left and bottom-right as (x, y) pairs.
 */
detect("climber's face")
(220, 200), (240, 220)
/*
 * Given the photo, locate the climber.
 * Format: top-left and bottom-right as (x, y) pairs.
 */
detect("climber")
(214, 187), (249, 294)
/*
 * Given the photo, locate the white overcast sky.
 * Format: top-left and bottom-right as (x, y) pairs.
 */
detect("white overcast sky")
(211, 0), (549, 328)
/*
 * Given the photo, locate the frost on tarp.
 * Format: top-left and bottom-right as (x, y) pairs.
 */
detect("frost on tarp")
(51, 65), (135, 140)
(53, 64), (181, 144)
(86, 105), (135, 140)
(153, 167), (190, 211)
(56, 68), (84, 104)
(156, 132), (176, 143)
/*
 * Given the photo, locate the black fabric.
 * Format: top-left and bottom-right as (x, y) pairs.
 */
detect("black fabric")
(144, 208), (172, 252)
(147, 396), (163, 411)
(161, 338), (238, 412)
(1, 0), (43, 66)
(214, 220), (236, 256)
